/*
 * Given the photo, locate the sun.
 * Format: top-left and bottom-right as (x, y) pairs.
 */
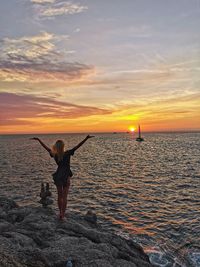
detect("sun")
(128, 126), (135, 132)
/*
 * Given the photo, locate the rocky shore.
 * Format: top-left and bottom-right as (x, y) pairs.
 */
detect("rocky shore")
(0, 196), (154, 267)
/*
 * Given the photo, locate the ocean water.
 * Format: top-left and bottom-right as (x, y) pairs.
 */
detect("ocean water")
(0, 132), (200, 267)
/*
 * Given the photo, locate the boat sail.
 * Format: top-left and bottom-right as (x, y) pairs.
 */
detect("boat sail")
(136, 125), (144, 142)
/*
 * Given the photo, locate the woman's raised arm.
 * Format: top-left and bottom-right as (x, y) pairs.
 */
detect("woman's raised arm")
(30, 137), (51, 153)
(71, 135), (94, 152)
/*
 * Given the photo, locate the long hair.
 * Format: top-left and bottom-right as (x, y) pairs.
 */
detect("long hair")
(52, 140), (65, 161)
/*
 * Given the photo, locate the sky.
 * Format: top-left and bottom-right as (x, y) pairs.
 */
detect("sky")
(0, 0), (200, 134)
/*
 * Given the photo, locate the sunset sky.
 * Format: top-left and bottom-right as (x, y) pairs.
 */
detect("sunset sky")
(0, 0), (199, 134)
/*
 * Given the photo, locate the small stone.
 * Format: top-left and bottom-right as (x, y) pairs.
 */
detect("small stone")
(84, 210), (97, 225)
(39, 183), (53, 208)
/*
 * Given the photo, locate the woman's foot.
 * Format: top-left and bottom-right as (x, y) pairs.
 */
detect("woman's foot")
(61, 211), (65, 220)
(57, 213), (63, 220)
(57, 211), (65, 221)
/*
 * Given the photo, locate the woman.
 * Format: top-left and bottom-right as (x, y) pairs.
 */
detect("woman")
(31, 135), (94, 220)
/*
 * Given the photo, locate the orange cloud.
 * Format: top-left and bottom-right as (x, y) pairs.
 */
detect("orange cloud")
(0, 92), (112, 128)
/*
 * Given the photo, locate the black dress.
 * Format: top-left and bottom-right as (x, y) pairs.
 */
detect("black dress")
(50, 149), (75, 187)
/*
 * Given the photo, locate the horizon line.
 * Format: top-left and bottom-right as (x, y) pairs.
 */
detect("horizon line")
(1, 130), (200, 136)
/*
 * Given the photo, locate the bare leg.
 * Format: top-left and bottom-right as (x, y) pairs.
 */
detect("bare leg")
(62, 177), (71, 218)
(56, 185), (63, 218)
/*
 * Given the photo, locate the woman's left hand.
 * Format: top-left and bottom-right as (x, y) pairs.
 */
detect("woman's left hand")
(87, 135), (95, 139)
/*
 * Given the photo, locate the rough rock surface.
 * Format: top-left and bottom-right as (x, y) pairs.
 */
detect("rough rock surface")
(0, 196), (154, 267)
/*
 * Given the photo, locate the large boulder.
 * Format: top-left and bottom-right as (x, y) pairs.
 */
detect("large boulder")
(0, 197), (154, 267)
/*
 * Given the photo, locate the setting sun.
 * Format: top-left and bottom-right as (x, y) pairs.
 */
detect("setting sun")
(129, 126), (135, 132)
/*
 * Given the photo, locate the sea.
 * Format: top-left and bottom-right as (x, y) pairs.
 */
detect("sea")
(0, 132), (200, 267)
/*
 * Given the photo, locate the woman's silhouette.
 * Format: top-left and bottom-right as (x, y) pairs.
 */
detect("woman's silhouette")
(31, 135), (94, 220)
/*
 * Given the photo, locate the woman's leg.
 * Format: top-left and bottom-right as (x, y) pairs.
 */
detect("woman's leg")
(56, 185), (63, 218)
(62, 177), (71, 217)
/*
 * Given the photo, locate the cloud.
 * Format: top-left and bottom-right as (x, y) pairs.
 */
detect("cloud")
(31, 0), (56, 3)
(1, 32), (57, 60)
(0, 32), (94, 82)
(0, 92), (112, 126)
(74, 28), (80, 33)
(113, 92), (200, 119)
(31, 0), (88, 19)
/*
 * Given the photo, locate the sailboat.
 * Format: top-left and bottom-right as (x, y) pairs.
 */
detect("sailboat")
(136, 125), (144, 142)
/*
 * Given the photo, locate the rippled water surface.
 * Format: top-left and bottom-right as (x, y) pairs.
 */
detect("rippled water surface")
(0, 132), (200, 266)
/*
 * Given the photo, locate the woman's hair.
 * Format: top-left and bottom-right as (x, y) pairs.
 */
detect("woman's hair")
(52, 140), (65, 161)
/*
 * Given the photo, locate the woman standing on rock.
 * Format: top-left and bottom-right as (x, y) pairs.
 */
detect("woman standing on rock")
(31, 135), (94, 220)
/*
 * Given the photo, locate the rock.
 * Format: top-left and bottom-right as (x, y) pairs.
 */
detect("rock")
(0, 221), (15, 233)
(39, 183), (54, 208)
(84, 210), (97, 225)
(0, 196), (18, 212)
(7, 207), (32, 223)
(39, 196), (53, 207)
(0, 249), (22, 267)
(0, 196), (154, 267)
